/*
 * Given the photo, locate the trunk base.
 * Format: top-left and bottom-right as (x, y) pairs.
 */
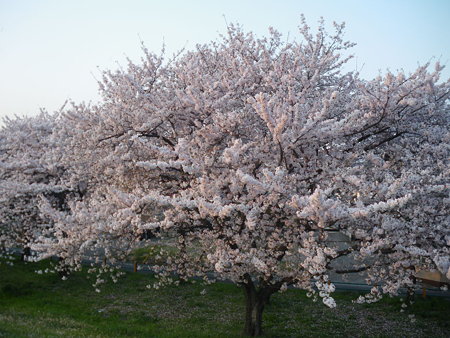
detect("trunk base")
(20, 247), (31, 262)
(242, 278), (278, 336)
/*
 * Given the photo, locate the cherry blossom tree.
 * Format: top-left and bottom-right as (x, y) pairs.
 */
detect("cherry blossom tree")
(0, 112), (73, 262)
(130, 22), (447, 335)
(14, 18), (449, 336)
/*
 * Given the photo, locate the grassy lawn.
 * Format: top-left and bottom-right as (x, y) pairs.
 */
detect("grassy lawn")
(1, 259), (449, 337)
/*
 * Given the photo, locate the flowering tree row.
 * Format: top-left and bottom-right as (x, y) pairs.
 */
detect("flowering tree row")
(1, 18), (448, 336)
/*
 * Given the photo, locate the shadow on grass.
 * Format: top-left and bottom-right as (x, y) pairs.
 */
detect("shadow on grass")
(1, 259), (449, 337)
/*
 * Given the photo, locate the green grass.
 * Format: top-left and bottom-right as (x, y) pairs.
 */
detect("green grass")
(1, 259), (449, 337)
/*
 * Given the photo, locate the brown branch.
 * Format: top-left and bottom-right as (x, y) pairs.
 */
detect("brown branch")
(97, 131), (127, 143)
(356, 126), (390, 143)
(252, 160), (262, 178)
(345, 96), (390, 137)
(363, 131), (406, 151)
(334, 266), (369, 274)
(277, 141), (284, 167)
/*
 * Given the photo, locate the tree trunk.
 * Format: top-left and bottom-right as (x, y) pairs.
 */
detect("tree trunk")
(20, 247), (31, 261)
(242, 279), (273, 336)
(58, 256), (69, 277)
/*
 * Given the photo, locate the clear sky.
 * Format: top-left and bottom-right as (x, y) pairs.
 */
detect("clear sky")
(1, 0), (449, 122)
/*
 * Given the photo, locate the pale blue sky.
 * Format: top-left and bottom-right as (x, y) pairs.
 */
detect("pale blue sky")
(1, 0), (449, 121)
